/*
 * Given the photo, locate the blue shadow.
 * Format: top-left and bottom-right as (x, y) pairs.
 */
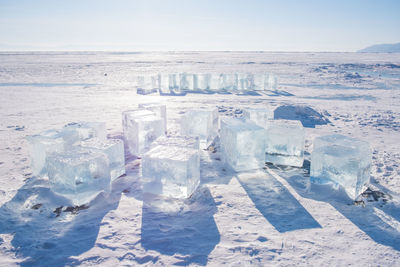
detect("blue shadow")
(141, 187), (220, 266)
(237, 172), (321, 233)
(285, 173), (400, 251)
(274, 105), (330, 128)
(0, 177), (124, 266)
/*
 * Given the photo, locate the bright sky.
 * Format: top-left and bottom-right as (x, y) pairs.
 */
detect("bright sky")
(0, 0), (399, 51)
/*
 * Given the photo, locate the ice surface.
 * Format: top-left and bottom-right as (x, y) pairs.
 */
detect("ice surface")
(152, 135), (200, 150)
(47, 148), (111, 205)
(138, 103), (167, 134)
(122, 109), (164, 156)
(26, 129), (66, 176)
(180, 73), (194, 90)
(243, 108), (274, 128)
(80, 138), (125, 181)
(310, 134), (372, 200)
(265, 120), (305, 167)
(180, 108), (219, 147)
(62, 122), (107, 143)
(194, 74), (210, 90)
(221, 74), (238, 91)
(142, 145), (200, 198)
(220, 117), (266, 172)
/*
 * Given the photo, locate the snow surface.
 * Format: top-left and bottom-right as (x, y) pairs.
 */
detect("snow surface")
(0, 51), (400, 266)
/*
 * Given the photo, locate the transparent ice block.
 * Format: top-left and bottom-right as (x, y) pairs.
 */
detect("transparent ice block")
(265, 120), (305, 167)
(142, 145), (200, 199)
(194, 73), (210, 90)
(138, 103), (167, 134)
(220, 117), (266, 172)
(62, 122), (107, 143)
(47, 148), (111, 205)
(122, 109), (164, 156)
(80, 138), (125, 181)
(310, 134), (372, 200)
(243, 108), (274, 128)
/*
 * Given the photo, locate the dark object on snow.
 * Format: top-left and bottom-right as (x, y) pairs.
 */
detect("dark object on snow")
(274, 105), (330, 128)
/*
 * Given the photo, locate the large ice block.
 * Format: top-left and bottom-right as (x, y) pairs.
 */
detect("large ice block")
(138, 103), (167, 134)
(220, 117), (266, 172)
(265, 120), (305, 167)
(237, 73), (251, 91)
(122, 109), (164, 156)
(250, 74), (265, 91)
(180, 73), (194, 91)
(221, 74), (238, 91)
(26, 129), (66, 176)
(142, 145), (200, 199)
(310, 134), (372, 200)
(209, 73), (222, 90)
(180, 108), (219, 147)
(265, 73), (278, 90)
(194, 74), (210, 90)
(62, 122), (107, 143)
(152, 135), (199, 150)
(80, 138), (125, 181)
(47, 148), (111, 205)
(243, 108), (274, 128)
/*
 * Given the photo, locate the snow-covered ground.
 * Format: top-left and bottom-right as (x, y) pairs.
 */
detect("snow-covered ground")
(0, 51), (400, 266)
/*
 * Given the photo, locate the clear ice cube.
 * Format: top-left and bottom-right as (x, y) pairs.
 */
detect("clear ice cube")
(180, 108), (218, 147)
(138, 103), (167, 134)
(180, 73), (194, 91)
(221, 73), (238, 91)
(243, 108), (274, 128)
(137, 75), (158, 95)
(26, 129), (66, 177)
(142, 145), (200, 199)
(310, 134), (372, 200)
(265, 120), (305, 167)
(209, 73), (222, 90)
(122, 109), (164, 156)
(47, 148), (111, 205)
(80, 138), (125, 181)
(194, 74), (210, 90)
(220, 117), (266, 172)
(237, 73), (251, 91)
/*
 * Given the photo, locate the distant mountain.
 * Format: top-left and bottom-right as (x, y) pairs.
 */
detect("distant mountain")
(358, 43), (400, 53)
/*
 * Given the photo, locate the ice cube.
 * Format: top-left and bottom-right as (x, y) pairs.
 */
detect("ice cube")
(194, 74), (210, 90)
(265, 120), (305, 167)
(79, 138), (125, 181)
(180, 73), (194, 91)
(62, 122), (107, 143)
(220, 117), (266, 172)
(169, 73), (181, 93)
(221, 73), (238, 91)
(152, 135), (199, 150)
(243, 108), (274, 128)
(26, 129), (66, 177)
(157, 73), (170, 94)
(237, 73), (251, 91)
(265, 73), (278, 90)
(138, 103), (167, 134)
(209, 73), (222, 90)
(250, 74), (265, 91)
(310, 134), (372, 200)
(122, 109), (164, 156)
(180, 108), (219, 148)
(142, 145), (200, 199)
(47, 148), (111, 205)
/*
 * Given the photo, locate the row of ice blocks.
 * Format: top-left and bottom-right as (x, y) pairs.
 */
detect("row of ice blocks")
(27, 122), (126, 205)
(142, 136), (200, 199)
(136, 72), (278, 92)
(310, 134), (372, 200)
(122, 104), (166, 156)
(180, 108), (219, 148)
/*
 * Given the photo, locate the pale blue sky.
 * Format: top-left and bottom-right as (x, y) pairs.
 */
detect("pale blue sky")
(0, 0), (399, 51)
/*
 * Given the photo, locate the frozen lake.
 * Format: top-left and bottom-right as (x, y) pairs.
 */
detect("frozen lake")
(0, 52), (400, 266)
